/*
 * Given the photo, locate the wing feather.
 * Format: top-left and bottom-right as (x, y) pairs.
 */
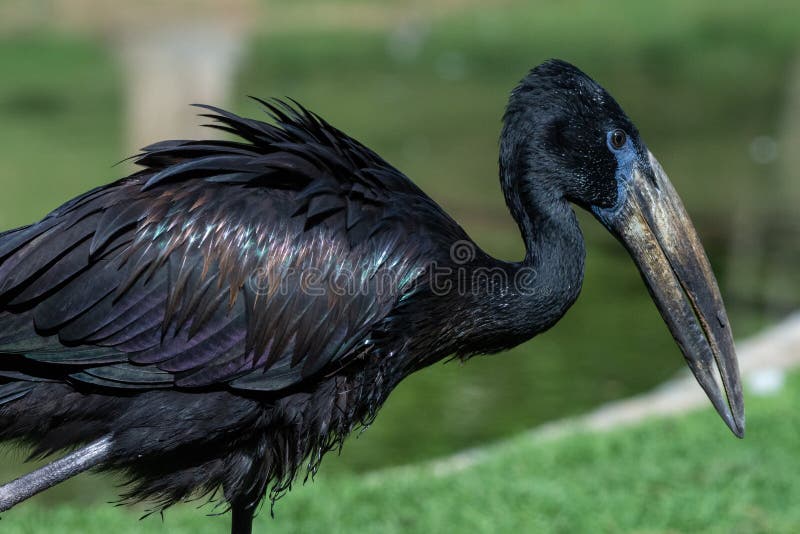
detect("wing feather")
(0, 98), (465, 392)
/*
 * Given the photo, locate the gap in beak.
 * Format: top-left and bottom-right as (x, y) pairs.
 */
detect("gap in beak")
(678, 270), (742, 434)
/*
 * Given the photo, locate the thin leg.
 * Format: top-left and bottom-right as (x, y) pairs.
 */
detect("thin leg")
(231, 502), (254, 534)
(0, 435), (113, 512)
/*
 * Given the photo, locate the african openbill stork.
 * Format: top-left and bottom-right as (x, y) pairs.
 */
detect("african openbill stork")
(0, 59), (743, 533)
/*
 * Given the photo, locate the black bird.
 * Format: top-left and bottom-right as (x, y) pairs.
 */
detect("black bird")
(0, 60), (743, 533)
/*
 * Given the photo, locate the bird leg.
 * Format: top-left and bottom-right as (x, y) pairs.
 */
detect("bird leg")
(0, 434), (113, 512)
(231, 502), (255, 534)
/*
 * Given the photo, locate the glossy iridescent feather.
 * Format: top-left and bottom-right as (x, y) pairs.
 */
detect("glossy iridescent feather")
(0, 101), (464, 392)
(0, 60), (735, 534)
(0, 63), (614, 514)
(0, 99), (477, 509)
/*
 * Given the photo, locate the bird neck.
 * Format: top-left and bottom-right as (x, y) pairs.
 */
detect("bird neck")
(457, 172), (586, 356)
(516, 183), (586, 322)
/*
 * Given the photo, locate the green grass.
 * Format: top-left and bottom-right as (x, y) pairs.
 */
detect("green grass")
(2, 373), (799, 533)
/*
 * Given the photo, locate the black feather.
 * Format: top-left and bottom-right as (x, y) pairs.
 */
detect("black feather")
(0, 69), (619, 530)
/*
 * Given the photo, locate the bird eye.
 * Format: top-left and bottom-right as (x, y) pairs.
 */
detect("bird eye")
(609, 129), (627, 150)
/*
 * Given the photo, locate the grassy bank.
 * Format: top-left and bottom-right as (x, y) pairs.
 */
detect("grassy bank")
(2, 371), (798, 533)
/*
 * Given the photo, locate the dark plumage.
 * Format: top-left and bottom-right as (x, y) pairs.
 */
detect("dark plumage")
(0, 60), (743, 533)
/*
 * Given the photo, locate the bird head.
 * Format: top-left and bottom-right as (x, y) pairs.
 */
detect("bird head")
(501, 59), (744, 438)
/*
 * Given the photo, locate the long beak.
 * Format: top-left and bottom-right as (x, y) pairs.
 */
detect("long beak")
(595, 151), (745, 438)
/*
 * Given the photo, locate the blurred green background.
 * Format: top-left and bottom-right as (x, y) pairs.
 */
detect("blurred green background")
(0, 0), (798, 513)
